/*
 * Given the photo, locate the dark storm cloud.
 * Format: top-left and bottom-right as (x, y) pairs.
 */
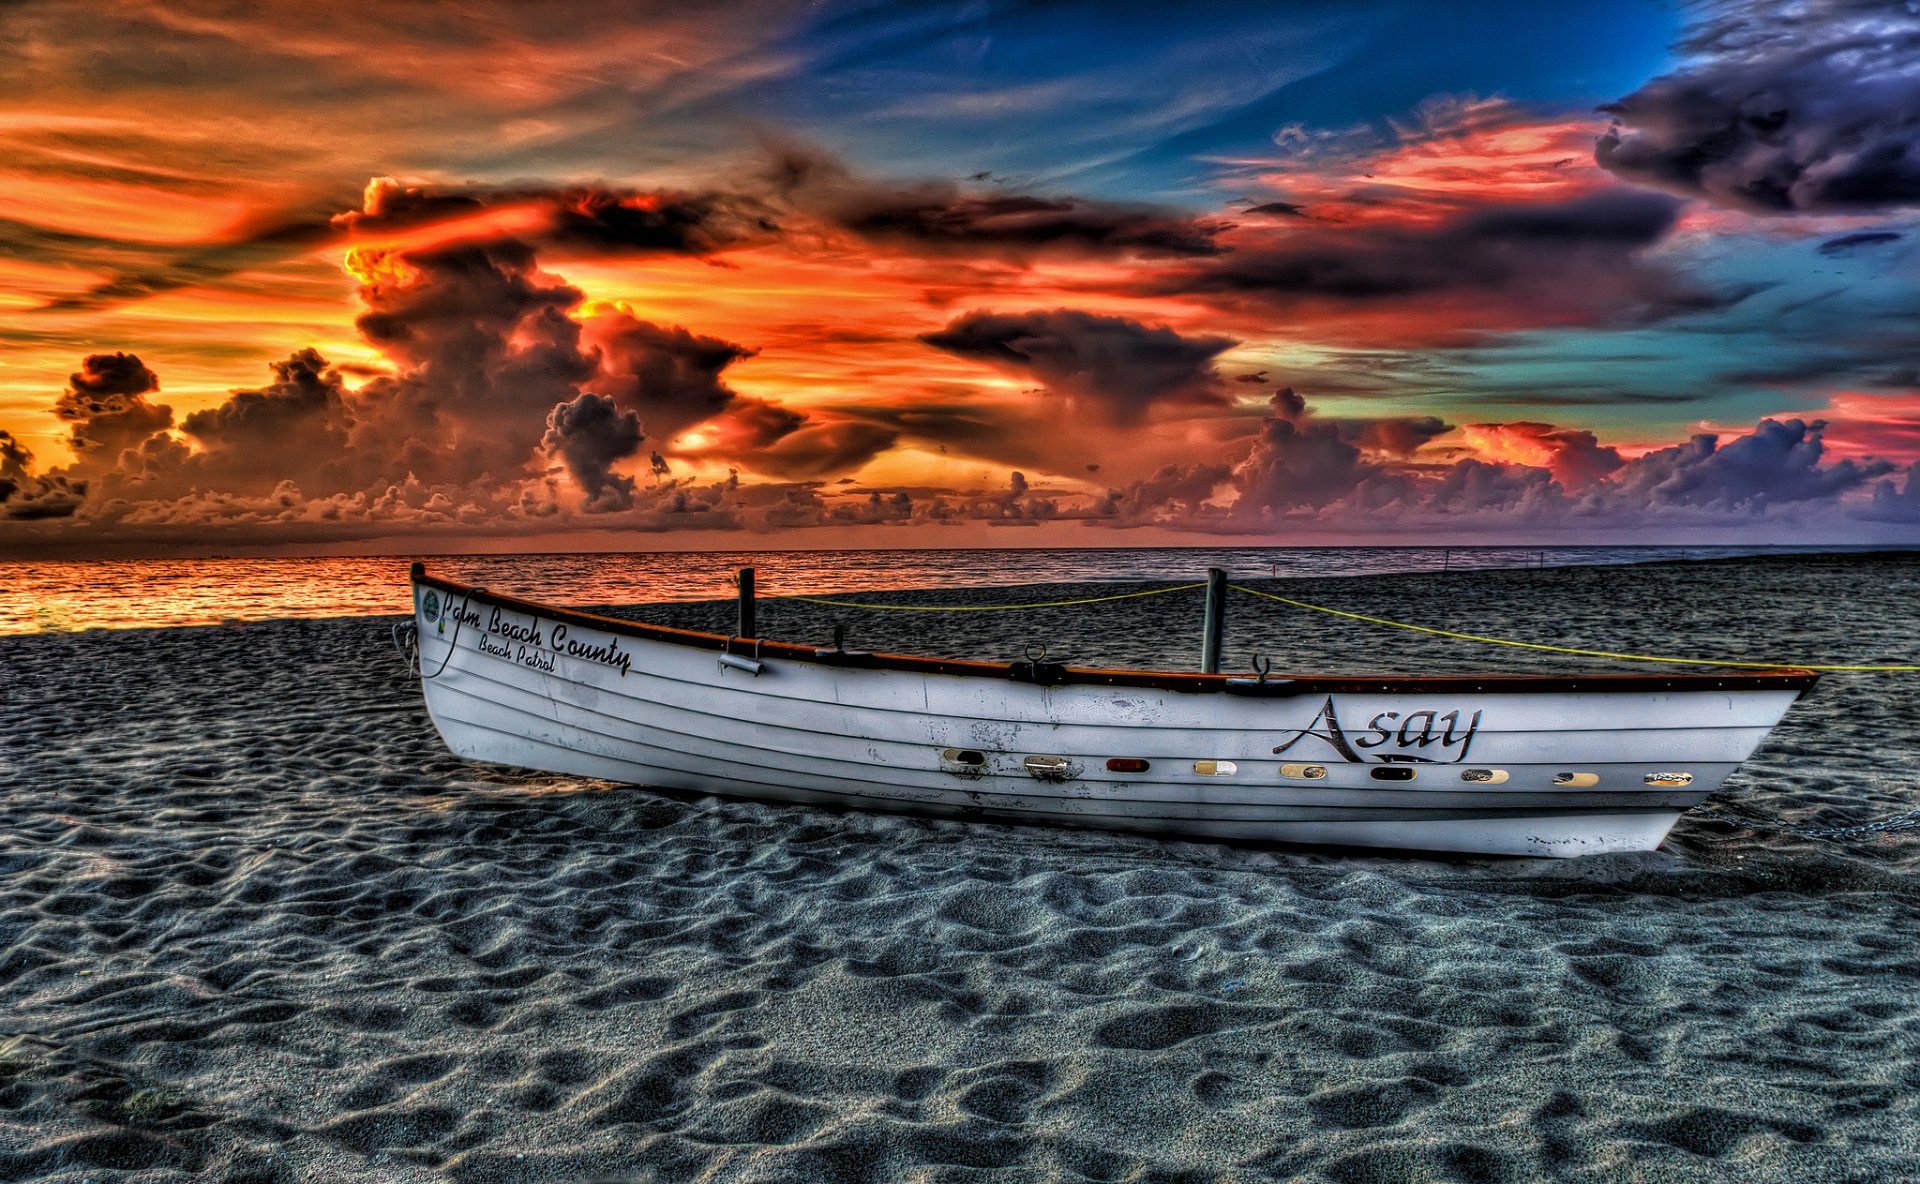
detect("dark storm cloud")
(1818, 230), (1904, 256)
(1244, 201), (1309, 219)
(834, 402), (1057, 471)
(833, 191), (1225, 258)
(1597, 2), (1920, 213)
(587, 314), (757, 445)
(61, 351), (159, 401)
(775, 146), (1225, 259)
(546, 188), (782, 256)
(16, 234), (773, 522)
(542, 392), (645, 512)
(52, 353), (173, 467)
(920, 309), (1237, 423)
(1154, 190), (1722, 322)
(344, 239), (598, 488)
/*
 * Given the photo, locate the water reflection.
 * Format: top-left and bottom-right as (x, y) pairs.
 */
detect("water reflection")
(0, 544), (1872, 634)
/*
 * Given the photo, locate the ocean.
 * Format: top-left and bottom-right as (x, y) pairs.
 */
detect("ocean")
(0, 543), (1892, 635)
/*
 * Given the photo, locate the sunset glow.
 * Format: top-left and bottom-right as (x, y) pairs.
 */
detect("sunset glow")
(3, 0), (1918, 554)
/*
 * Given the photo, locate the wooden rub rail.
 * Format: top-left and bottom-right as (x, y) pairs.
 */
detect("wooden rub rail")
(410, 564), (1820, 697)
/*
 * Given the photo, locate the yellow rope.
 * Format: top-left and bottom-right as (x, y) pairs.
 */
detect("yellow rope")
(772, 582), (1209, 613)
(1228, 584), (1920, 672)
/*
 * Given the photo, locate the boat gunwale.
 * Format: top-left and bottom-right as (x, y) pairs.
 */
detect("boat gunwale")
(410, 564), (1821, 696)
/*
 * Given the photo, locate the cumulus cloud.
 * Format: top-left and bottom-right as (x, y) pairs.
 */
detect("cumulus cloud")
(179, 348), (353, 491)
(0, 431), (86, 520)
(52, 353), (172, 470)
(6, 233), (789, 527)
(1598, 1), (1920, 213)
(920, 309), (1237, 423)
(584, 314), (756, 445)
(1585, 417), (1889, 513)
(347, 238), (599, 487)
(542, 392), (645, 511)
(1101, 462), (1233, 523)
(1226, 391), (1388, 516)
(1866, 462), (1920, 521)
(1456, 422), (1625, 489)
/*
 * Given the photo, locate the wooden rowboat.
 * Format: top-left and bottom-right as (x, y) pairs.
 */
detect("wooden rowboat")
(406, 564), (1815, 857)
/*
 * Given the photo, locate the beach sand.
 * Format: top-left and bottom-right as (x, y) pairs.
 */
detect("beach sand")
(2, 553), (1917, 1181)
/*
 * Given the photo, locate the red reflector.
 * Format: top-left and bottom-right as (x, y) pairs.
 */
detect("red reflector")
(1106, 758), (1151, 773)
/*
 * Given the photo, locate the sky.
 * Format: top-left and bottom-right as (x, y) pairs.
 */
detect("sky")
(3, 0), (1919, 555)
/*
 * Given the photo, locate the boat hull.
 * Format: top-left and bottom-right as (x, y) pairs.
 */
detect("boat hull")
(408, 574), (1810, 858)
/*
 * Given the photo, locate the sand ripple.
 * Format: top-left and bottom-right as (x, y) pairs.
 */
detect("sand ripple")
(3, 555), (1917, 1180)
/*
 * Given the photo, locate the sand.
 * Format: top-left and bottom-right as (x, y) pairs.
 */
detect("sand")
(2, 552), (1917, 1182)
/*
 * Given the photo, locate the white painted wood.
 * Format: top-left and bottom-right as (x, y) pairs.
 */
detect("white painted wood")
(410, 581), (1804, 857)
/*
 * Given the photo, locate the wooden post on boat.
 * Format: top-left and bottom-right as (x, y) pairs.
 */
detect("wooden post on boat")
(737, 567), (756, 639)
(1200, 567), (1227, 674)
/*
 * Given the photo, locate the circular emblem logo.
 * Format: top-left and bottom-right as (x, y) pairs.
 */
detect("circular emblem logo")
(423, 590), (441, 622)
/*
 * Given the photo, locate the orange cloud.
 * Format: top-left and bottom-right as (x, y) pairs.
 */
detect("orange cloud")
(1236, 97), (1611, 227)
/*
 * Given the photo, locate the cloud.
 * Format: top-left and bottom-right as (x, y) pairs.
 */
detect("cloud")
(748, 420), (899, 480)
(178, 348), (353, 490)
(1152, 190), (1728, 339)
(1598, 2), (1920, 213)
(52, 353), (173, 469)
(919, 309), (1237, 423)
(1866, 462), (1920, 521)
(1101, 461), (1234, 523)
(778, 147), (1225, 259)
(35, 212), (343, 313)
(0, 430), (86, 520)
(17, 234), (776, 521)
(1225, 391), (1390, 516)
(583, 313), (756, 445)
(1237, 97), (1612, 228)
(338, 177), (783, 258)
(1455, 422), (1625, 488)
(542, 392), (645, 512)
(346, 238), (600, 488)
(1244, 201), (1308, 219)
(1341, 415), (1451, 459)
(1586, 417), (1889, 513)
(1818, 230), (1904, 255)
(1428, 458), (1564, 515)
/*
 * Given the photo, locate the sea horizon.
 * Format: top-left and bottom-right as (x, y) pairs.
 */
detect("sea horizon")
(7, 541), (1913, 636)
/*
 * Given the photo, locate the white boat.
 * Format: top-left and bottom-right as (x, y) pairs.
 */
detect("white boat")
(405, 564), (1815, 858)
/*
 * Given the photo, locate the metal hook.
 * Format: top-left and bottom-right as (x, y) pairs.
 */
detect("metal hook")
(1253, 654), (1273, 684)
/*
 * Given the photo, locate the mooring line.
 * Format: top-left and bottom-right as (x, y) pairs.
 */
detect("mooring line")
(1227, 584), (1920, 673)
(771, 582), (1208, 613)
